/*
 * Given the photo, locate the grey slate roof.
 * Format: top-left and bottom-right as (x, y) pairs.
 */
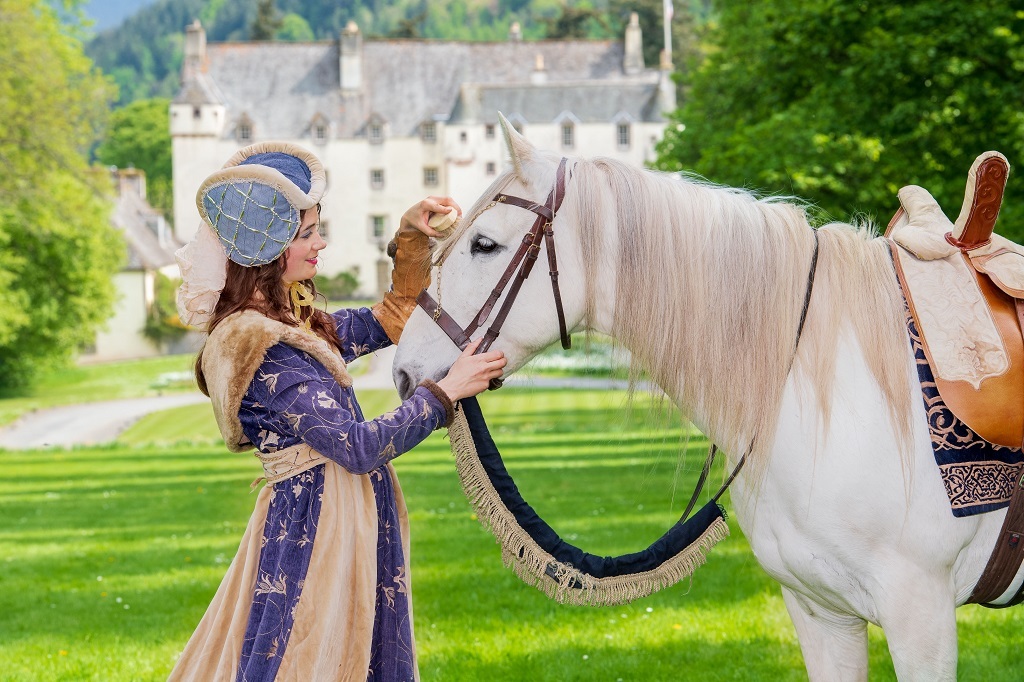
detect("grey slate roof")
(195, 38), (664, 140)
(111, 181), (180, 271)
(450, 81), (661, 125)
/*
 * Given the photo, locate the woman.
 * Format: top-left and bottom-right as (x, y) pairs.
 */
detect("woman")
(170, 142), (504, 681)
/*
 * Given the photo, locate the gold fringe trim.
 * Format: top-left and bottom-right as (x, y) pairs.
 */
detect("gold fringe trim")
(448, 406), (730, 607)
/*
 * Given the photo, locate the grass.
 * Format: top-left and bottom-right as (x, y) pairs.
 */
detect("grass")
(2, 389), (1022, 680)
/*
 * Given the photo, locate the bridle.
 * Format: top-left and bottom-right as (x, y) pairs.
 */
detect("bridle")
(416, 157), (572, 376)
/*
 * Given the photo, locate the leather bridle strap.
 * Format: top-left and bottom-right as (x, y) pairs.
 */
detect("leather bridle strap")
(417, 157), (571, 358)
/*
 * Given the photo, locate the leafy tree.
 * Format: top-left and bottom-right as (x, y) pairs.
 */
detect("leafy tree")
(0, 0), (122, 387)
(276, 12), (315, 42)
(250, 0), (282, 40)
(655, 1), (1024, 241)
(541, 5), (609, 40)
(96, 98), (173, 220)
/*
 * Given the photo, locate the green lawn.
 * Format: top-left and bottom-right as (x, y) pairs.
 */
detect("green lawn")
(1, 389), (1021, 680)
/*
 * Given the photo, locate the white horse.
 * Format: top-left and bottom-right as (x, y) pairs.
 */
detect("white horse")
(393, 118), (1016, 680)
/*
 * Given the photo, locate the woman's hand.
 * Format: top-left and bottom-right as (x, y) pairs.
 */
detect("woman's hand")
(401, 196), (462, 238)
(435, 339), (507, 401)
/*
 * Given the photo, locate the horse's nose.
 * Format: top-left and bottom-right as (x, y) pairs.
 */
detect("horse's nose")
(394, 367), (415, 400)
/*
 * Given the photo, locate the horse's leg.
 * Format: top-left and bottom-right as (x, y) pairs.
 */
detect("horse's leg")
(874, 575), (958, 681)
(781, 587), (868, 682)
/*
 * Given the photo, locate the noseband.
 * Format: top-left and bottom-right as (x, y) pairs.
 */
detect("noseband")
(417, 157), (572, 371)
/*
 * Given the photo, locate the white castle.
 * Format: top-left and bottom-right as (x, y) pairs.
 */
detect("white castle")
(171, 14), (675, 296)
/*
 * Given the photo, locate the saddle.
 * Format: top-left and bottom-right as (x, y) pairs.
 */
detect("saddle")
(886, 152), (1024, 449)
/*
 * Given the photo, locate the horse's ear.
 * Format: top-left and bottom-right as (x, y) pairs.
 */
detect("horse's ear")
(498, 112), (533, 180)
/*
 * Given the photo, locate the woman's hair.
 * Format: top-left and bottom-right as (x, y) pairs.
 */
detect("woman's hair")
(194, 209), (343, 396)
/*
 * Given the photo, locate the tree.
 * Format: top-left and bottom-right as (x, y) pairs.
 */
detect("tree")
(0, 0), (122, 387)
(96, 97), (173, 220)
(276, 13), (315, 42)
(541, 5), (609, 40)
(250, 0), (283, 40)
(655, 1), (1024, 241)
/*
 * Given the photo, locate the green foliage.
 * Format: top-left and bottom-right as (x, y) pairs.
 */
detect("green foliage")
(142, 272), (188, 345)
(276, 12), (314, 42)
(0, 0), (122, 388)
(250, 0), (282, 40)
(314, 269), (361, 302)
(540, 5), (609, 39)
(96, 97), (173, 219)
(655, 1), (1024, 240)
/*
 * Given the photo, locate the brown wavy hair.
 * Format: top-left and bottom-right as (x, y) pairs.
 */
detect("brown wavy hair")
(194, 211), (342, 396)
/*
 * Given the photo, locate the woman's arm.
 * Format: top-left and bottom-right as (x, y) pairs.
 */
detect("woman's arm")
(332, 307), (392, 362)
(267, 378), (454, 475)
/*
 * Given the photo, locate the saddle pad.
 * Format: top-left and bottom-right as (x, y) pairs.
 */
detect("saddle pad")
(894, 242), (1008, 388)
(907, 308), (1024, 517)
(892, 241), (1024, 447)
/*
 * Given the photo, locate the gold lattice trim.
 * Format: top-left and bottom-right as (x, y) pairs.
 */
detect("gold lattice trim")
(448, 406), (730, 606)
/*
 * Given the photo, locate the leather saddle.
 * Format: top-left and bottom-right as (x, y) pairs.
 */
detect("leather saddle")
(886, 152), (1024, 448)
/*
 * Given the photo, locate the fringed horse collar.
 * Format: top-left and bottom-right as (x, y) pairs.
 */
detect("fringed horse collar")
(417, 158), (572, 384)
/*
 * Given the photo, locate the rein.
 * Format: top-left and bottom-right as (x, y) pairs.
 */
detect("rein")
(417, 157), (572, 372)
(681, 228), (821, 520)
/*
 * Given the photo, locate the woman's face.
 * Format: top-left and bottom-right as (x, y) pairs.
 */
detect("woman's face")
(282, 207), (327, 284)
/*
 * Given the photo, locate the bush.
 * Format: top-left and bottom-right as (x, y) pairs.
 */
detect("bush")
(314, 269), (360, 301)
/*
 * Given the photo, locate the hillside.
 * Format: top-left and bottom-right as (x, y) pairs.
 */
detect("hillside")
(87, 0), (708, 105)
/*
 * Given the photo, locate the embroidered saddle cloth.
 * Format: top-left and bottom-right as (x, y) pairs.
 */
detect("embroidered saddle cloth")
(887, 151), (1024, 449)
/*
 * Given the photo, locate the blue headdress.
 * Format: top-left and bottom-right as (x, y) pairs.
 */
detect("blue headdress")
(196, 142), (327, 266)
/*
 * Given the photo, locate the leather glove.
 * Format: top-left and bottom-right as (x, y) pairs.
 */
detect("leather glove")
(372, 224), (431, 343)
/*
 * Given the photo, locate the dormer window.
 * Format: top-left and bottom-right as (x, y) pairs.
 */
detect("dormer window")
(617, 123), (631, 149)
(368, 117), (384, 144)
(561, 122), (574, 149)
(193, 106), (201, 119)
(421, 121), (437, 143)
(236, 114), (254, 142)
(310, 115), (330, 145)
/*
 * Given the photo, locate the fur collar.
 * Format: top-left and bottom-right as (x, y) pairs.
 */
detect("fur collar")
(202, 310), (352, 452)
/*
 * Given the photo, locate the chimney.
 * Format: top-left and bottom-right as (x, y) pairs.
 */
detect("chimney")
(116, 168), (147, 201)
(183, 19), (206, 81)
(623, 12), (644, 75)
(341, 21), (362, 91)
(531, 53), (547, 84)
(509, 21), (522, 42)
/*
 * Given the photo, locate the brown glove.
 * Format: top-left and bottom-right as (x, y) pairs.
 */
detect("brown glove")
(372, 224), (432, 343)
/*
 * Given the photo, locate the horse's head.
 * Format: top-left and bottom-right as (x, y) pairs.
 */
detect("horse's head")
(393, 115), (589, 398)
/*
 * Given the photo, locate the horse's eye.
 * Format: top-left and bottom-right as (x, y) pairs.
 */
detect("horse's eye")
(471, 235), (501, 255)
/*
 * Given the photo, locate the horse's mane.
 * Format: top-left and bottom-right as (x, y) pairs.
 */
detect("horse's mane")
(566, 157), (913, 468)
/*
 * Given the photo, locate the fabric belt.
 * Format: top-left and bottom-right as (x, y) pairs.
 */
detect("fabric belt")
(250, 443), (327, 491)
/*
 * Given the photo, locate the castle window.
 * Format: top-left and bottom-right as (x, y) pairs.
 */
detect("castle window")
(369, 122), (383, 144)
(193, 106), (201, 119)
(314, 124), (327, 142)
(318, 220), (329, 241)
(421, 122), (437, 143)
(485, 124), (495, 139)
(370, 215), (387, 239)
(370, 169), (385, 190)
(238, 122), (252, 141)
(486, 162), (496, 176)
(617, 123), (631, 150)
(423, 167), (439, 187)
(459, 131), (467, 143)
(561, 122), (574, 149)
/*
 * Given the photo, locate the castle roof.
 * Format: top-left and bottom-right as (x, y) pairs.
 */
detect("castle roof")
(188, 37), (665, 139)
